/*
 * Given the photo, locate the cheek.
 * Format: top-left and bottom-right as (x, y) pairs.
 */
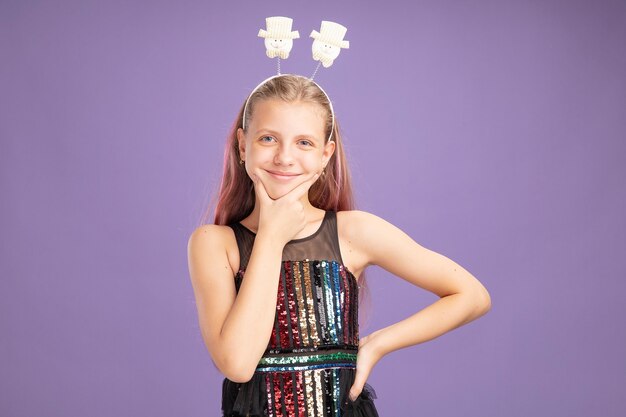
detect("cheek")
(247, 146), (273, 160)
(242, 152), (267, 177)
(309, 153), (325, 168)
(244, 164), (253, 179)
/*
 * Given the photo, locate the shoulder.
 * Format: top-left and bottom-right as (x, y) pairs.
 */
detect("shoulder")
(336, 209), (391, 238)
(336, 210), (414, 267)
(335, 210), (399, 270)
(187, 224), (239, 275)
(187, 224), (234, 250)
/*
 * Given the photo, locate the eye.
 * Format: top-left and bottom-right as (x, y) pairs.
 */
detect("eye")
(259, 136), (276, 143)
(298, 139), (313, 146)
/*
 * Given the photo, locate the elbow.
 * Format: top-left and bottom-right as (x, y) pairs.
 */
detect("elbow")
(217, 353), (257, 383)
(207, 335), (258, 382)
(224, 369), (255, 384)
(457, 283), (491, 319)
(226, 368), (256, 384)
(475, 285), (492, 316)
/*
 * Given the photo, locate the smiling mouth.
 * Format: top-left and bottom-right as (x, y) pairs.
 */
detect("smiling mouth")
(266, 170), (301, 181)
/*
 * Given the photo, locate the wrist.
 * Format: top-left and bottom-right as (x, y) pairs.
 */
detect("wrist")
(367, 329), (390, 360)
(255, 230), (286, 251)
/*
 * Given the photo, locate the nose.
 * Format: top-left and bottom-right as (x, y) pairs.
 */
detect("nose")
(274, 142), (295, 166)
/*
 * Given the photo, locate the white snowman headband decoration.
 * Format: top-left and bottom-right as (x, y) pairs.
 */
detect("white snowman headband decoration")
(242, 16), (350, 142)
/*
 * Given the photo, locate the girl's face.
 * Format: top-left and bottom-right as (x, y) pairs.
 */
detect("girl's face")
(237, 99), (336, 200)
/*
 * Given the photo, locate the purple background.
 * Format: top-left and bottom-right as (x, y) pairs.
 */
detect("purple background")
(1, 0), (625, 416)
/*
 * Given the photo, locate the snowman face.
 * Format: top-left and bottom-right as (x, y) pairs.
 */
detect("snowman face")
(264, 38), (294, 53)
(312, 40), (340, 60)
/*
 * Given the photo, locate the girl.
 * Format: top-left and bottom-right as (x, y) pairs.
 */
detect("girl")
(188, 74), (491, 416)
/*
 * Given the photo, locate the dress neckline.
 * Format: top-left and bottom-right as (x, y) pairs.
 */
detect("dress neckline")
(237, 210), (330, 244)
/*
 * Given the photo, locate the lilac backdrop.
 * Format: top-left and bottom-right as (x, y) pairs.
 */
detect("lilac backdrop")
(1, 0), (625, 416)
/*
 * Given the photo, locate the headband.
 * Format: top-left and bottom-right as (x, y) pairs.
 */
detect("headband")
(241, 16), (350, 143)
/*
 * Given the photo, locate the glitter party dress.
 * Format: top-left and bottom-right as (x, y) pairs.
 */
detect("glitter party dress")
(222, 210), (380, 417)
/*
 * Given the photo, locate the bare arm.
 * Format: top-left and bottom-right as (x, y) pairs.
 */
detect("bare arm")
(187, 171), (320, 383)
(187, 226), (283, 383)
(347, 210), (492, 357)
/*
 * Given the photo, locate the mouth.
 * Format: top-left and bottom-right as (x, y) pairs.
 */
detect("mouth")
(265, 170), (301, 181)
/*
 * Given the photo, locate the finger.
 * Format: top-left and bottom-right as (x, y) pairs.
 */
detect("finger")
(348, 371), (366, 401)
(283, 172), (320, 201)
(348, 382), (362, 402)
(349, 361), (371, 401)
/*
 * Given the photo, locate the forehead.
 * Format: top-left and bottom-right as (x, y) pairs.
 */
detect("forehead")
(251, 99), (327, 139)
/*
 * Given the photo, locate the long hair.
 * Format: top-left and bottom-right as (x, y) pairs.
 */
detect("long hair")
(200, 74), (371, 320)
(213, 75), (355, 225)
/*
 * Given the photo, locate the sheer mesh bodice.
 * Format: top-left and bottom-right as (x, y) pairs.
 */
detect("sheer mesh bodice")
(222, 210), (379, 417)
(230, 209), (345, 267)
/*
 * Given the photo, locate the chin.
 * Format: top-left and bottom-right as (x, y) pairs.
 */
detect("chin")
(266, 185), (294, 200)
